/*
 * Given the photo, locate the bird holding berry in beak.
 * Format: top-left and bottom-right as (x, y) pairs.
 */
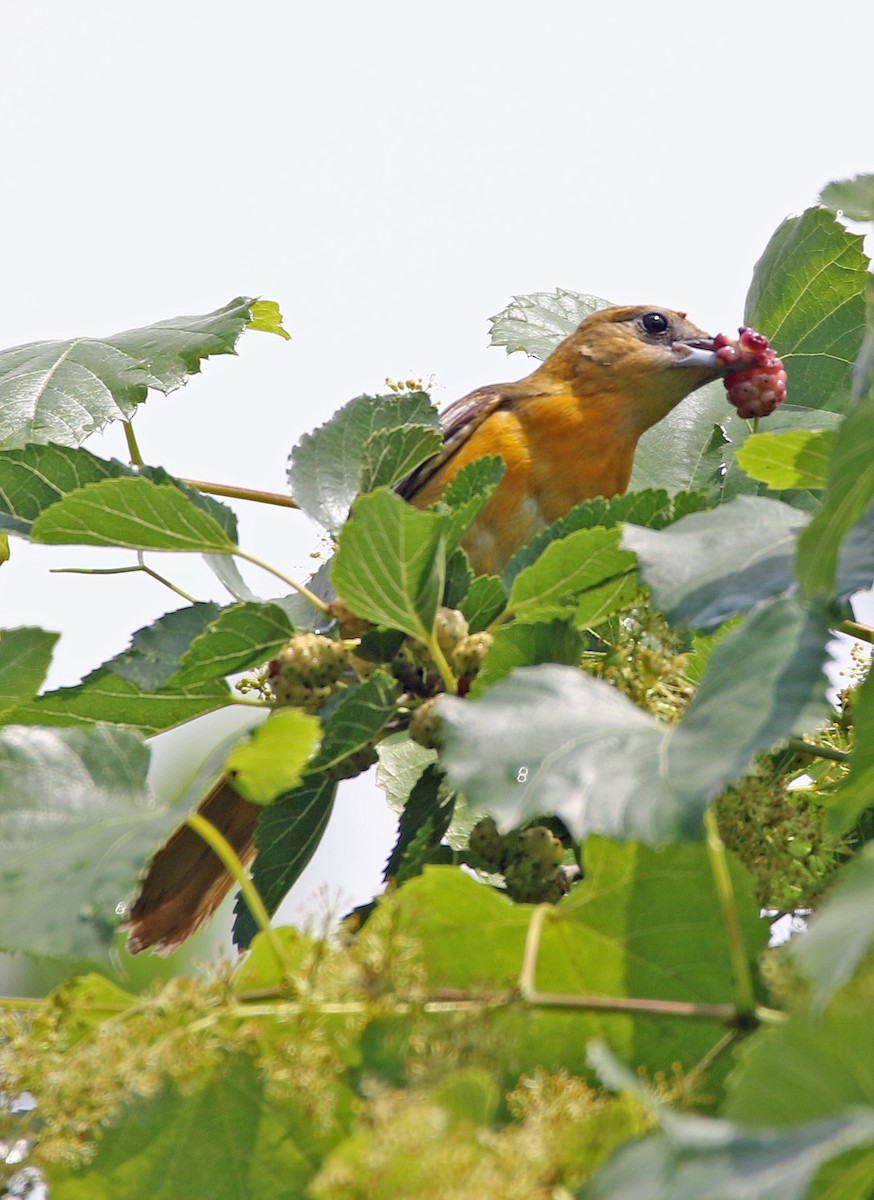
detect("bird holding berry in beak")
(124, 303), (785, 954)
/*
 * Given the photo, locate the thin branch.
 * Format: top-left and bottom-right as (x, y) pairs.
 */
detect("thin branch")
(786, 737), (850, 764)
(123, 420), (145, 467)
(836, 620), (874, 645)
(183, 478), (298, 510)
(233, 549), (330, 615)
(51, 560), (198, 605)
(704, 806), (756, 1021)
(518, 902), (740, 1023)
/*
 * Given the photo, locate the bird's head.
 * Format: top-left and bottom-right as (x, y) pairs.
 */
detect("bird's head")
(535, 305), (725, 433)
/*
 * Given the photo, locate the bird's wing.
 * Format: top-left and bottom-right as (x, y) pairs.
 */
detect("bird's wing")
(395, 383), (514, 500)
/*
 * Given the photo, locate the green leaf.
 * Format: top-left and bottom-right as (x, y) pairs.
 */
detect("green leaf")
(435, 456), (506, 553)
(797, 373), (874, 598)
(170, 601), (294, 687)
(471, 619), (583, 697)
(233, 774), (337, 949)
(735, 429), (833, 491)
(459, 573), (507, 631)
(574, 572), (640, 629)
(0, 297), (258, 450)
(724, 982), (874, 1128)
(384, 762), (454, 881)
(225, 708), (321, 807)
(789, 843), (874, 1011)
(489, 289), (612, 359)
(359, 423), (443, 495)
(820, 174), (874, 222)
(45, 1051), (337, 1200)
(355, 625), (406, 664)
(745, 207), (869, 414)
(0, 724), (183, 960)
(330, 488), (447, 642)
(582, 1109), (874, 1200)
(375, 733), (437, 812)
(827, 660), (874, 833)
(288, 392), (440, 534)
(507, 527), (636, 622)
(0, 444), (238, 541)
(442, 547), (474, 609)
(7, 667), (230, 735)
(107, 603), (223, 690)
(629, 379), (730, 495)
(0, 444), (132, 535)
(30, 475), (238, 553)
(440, 597), (829, 844)
(503, 489), (690, 587)
(307, 670), (398, 774)
(247, 298), (291, 339)
(370, 839), (764, 1079)
(623, 496), (804, 631)
(0, 626), (59, 714)
(631, 381), (841, 505)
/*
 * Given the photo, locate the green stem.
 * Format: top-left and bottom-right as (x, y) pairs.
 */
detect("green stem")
(185, 812), (293, 978)
(426, 634), (458, 694)
(183, 478), (298, 510)
(233, 549), (330, 615)
(837, 620), (874, 645)
(137, 558), (199, 604)
(786, 737), (850, 764)
(124, 420), (145, 467)
(517, 904), (745, 1022)
(51, 560), (197, 605)
(704, 806), (756, 1020)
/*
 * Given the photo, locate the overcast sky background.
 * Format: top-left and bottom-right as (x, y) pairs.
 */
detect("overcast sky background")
(1, 2), (871, 974)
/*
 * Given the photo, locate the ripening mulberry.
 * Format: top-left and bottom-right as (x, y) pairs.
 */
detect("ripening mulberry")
(715, 327), (787, 418)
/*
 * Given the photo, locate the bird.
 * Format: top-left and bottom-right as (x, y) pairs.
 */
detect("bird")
(125, 304), (725, 954)
(396, 305), (722, 574)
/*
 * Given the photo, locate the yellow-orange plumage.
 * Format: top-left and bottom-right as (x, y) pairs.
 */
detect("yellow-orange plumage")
(398, 304), (721, 574)
(125, 303), (724, 954)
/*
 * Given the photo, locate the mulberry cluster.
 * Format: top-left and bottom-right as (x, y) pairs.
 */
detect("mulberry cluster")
(715, 326), (787, 418)
(469, 816), (566, 904)
(268, 633), (349, 708)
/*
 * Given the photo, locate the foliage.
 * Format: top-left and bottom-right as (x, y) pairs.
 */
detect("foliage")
(1, 191), (874, 1198)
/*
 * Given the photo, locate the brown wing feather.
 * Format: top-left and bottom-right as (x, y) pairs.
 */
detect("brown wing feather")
(395, 383), (515, 501)
(124, 778), (260, 955)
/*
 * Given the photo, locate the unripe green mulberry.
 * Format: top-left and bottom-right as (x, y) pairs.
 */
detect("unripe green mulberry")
(328, 597), (374, 641)
(503, 826), (565, 904)
(269, 633), (349, 707)
(509, 826), (565, 871)
(324, 742), (379, 782)
(408, 696), (442, 750)
(469, 815), (507, 871)
(504, 858), (564, 905)
(452, 631), (493, 678)
(433, 607), (469, 658)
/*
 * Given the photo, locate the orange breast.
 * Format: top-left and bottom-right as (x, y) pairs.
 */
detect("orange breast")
(412, 389), (637, 575)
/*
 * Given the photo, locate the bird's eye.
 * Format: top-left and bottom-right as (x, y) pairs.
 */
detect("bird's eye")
(641, 312), (670, 336)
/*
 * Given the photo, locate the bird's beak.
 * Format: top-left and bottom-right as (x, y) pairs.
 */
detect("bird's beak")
(671, 336), (718, 369)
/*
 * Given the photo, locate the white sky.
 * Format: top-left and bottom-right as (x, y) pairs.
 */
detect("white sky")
(1, 2), (872, 959)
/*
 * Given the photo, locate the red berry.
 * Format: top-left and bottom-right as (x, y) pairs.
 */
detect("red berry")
(739, 327), (769, 353)
(713, 325), (787, 418)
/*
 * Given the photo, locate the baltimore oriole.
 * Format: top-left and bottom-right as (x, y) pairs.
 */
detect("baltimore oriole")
(126, 304), (725, 953)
